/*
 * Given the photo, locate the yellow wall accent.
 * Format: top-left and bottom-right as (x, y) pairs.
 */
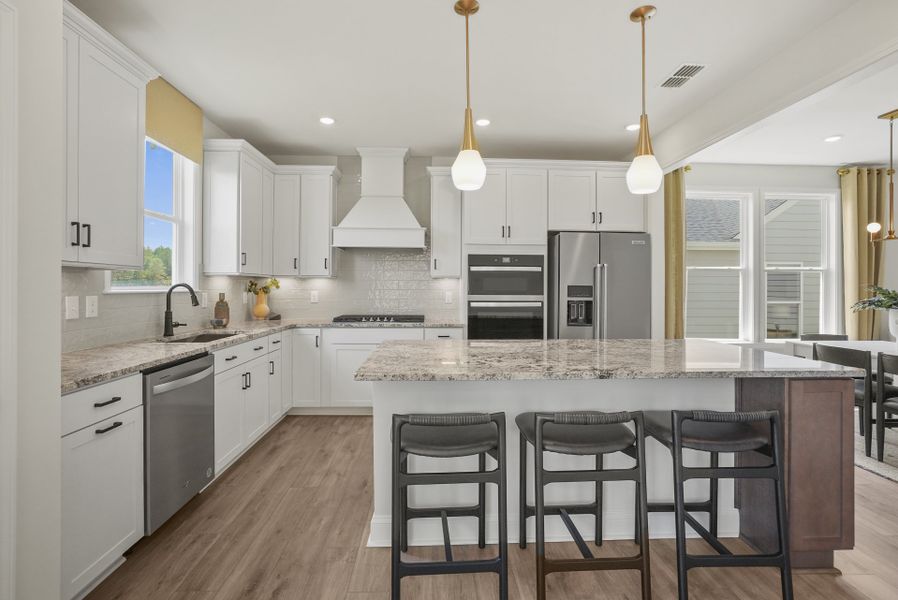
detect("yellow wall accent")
(146, 78), (203, 164)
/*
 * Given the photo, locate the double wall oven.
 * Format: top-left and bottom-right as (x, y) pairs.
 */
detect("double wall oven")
(466, 254), (545, 340)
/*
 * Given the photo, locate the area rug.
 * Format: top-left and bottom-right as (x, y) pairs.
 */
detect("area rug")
(853, 409), (898, 483)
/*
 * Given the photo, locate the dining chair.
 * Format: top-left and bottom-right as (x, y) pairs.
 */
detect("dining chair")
(875, 354), (898, 461)
(813, 344), (873, 456)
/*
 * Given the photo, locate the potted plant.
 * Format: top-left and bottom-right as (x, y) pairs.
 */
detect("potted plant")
(851, 285), (898, 340)
(246, 278), (280, 320)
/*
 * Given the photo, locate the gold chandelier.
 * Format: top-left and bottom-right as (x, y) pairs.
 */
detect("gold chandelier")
(868, 108), (897, 242)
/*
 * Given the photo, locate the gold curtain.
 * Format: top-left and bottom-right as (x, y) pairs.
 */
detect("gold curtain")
(146, 78), (203, 164)
(664, 168), (687, 339)
(840, 167), (887, 340)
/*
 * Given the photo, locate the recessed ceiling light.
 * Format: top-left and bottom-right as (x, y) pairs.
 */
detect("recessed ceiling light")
(626, 123), (641, 132)
(319, 116), (335, 125)
(475, 118), (491, 127)
(824, 135), (842, 143)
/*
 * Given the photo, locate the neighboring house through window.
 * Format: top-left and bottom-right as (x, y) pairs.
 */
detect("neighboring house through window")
(108, 139), (198, 291)
(685, 189), (840, 341)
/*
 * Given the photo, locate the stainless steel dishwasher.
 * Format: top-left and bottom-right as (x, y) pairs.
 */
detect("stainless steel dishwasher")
(143, 354), (215, 534)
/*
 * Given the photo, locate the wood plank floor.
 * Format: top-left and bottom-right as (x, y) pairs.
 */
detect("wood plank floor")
(87, 416), (898, 600)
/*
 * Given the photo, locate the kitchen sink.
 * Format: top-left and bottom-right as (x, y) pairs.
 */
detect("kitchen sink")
(164, 332), (238, 343)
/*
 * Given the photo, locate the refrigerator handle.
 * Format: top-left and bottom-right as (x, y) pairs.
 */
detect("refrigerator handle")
(601, 264), (608, 340)
(593, 264), (607, 340)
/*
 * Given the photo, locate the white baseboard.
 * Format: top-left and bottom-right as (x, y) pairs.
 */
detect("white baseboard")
(367, 509), (740, 548)
(288, 407), (373, 416)
(72, 557), (125, 600)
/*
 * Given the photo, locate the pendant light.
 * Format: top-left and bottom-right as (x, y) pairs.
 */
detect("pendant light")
(451, 0), (487, 191)
(626, 5), (663, 195)
(868, 108), (897, 242)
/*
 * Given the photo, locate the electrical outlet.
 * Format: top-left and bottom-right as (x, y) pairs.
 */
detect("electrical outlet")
(64, 296), (79, 320)
(444, 291), (453, 304)
(85, 295), (98, 318)
(310, 290), (319, 304)
(201, 292), (208, 308)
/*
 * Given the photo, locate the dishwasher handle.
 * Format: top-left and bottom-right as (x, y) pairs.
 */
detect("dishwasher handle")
(151, 365), (214, 395)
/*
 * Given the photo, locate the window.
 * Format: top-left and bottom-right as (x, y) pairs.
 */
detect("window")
(685, 189), (840, 342)
(108, 139), (198, 292)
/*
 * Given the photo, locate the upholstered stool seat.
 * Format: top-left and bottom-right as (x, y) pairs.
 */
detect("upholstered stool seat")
(516, 412), (636, 455)
(644, 410), (767, 453)
(400, 421), (499, 458)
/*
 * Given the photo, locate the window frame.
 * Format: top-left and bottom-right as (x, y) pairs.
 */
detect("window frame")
(105, 138), (200, 294)
(684, 187), (842, 343)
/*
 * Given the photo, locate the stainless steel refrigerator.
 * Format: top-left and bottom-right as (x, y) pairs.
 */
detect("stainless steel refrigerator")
(548, 231), (651, 339)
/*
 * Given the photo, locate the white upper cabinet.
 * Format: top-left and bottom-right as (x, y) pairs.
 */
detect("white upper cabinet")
(506, 168), (548, 244)
(463, 167), (548, 246)
(62, 5), (157, 269)
(463, 168), (508, 245)
(428, 167), (462, 278)
(596, 170), (645, 232)
(548, 169), (598, 231)
(547, 167), (645, 233)
(203, 140), (276, 276)
(299, 170), (339, 277)
(272, 173), (301, 276)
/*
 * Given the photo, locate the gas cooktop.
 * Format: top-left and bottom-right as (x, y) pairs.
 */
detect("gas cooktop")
(332, 314), (426, 324)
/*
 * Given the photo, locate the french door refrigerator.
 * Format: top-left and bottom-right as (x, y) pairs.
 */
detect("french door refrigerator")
(548, 231), (651, 339)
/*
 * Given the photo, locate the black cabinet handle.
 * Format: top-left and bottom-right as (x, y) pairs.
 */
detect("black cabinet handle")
(294, 257), (298, 270)
(269, 361), (275, 375)
(501, 225), (505, 238)
(253, 345), (264, 351)
(438, 335), (451, 339)
(241, 252), (247, 266)
(324, 257), (328, 270)
(81, 223), (91, 248)
(71, 221), (80, 246)
(247, 372), (251, 388)
(315, 335), (319, 348)
(598, 212), (603, 225)
(433, 258), (438, 270)
(242, 372), (248, 390)
(95, 421), (122, 435)
(592, 211), (596, 224)
(507, 225), (511, 238)
(93, 396), (122, 408)
(271, 339), (280, 345)
(225, 355), (238, 361)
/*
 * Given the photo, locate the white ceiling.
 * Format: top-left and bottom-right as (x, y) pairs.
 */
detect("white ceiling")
(72, 0), (854, 159)
(692, 52), (898, 167)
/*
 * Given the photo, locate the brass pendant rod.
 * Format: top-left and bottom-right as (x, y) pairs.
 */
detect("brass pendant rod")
(465, 12), (471, 109)
(889, 117), (895, 238)
(641, 16), (646, 117)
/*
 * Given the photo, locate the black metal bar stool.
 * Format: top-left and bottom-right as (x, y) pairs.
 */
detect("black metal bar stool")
(517, 411), (651, 600)
(391, 412), (508, 600)
(644, 409), (792, 600)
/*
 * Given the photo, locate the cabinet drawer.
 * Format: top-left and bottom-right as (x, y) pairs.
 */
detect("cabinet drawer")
(324, 328), (424, 345)
(62, 375), (142, 436)
(214, 337), (270, 372)
(267, 332), (283, 351)
(424, 328), (463, 341)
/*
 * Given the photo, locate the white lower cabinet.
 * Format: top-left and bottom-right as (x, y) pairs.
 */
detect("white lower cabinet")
(293, 329), (321, 407)
(321, 328), (424, 407)
(424, 327), (464, 341)
(268, 349), (283, 422)
(62, 403), (144, 600)
(243, 356), (270, 446)
(214, 366), (246, 474)
(278, 333), (293, 415)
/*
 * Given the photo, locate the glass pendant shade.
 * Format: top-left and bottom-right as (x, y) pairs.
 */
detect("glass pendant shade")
(452, 149), (487, 191)
(626, 153), (663, 195)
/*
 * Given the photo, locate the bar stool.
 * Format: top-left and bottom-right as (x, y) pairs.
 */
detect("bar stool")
(517, 411), (651, 600)
(391, 412), (508, 600)
(644, 410), (792, 600)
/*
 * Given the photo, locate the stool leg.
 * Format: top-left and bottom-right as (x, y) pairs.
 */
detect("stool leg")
(535, 444), (547, 600)
(400, 454), (409, 552)
(391, 426), (403, 600)
(519, 433), (527, 549)
(478, 453), (486, 549)
(672, 446), (689, 600)
(772, 417), (794, 600)
(709, 452), (719, 539)
(595, 453), (603, 547)
(497, 423), (509, 600)
(859, 405), (865, 436)
(634, 481), (641, 544)
(635, 420), (653, 600)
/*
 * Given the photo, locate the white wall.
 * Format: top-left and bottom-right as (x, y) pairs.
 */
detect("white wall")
(15, 0), (63, 598)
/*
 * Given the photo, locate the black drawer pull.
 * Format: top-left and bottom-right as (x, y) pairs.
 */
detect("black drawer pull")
(225, 355), (238, 361)
(71, 221), (81, 246)
(271, 340), (280, 345)
(253, 346), (264, 351)
(95, 421), (123, 435)
(93, 396), (122, 408)
(438, 335), (451, 339)
(269, 361), (275, 375)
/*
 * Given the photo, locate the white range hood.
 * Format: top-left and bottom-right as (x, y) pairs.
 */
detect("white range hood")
(332, 147), (426, 248)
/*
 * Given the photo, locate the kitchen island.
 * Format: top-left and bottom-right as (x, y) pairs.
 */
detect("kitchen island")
(356, 338), (861, 570)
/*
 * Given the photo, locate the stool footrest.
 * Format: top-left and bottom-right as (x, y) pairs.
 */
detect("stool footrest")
(402, 470), (499, 486)
(558, 508), (594, 560)
(542, 555), (646, 575)
(397, 557), (502, 578)
(683, 513), (731, 556)
(406, 505), (481, 519)
(685, 553), (786, 570)
(543, 466), (639, 484)
(523, 502), (598, 519)
(647, 501), (711, 513)
(682, 465), (777, 481)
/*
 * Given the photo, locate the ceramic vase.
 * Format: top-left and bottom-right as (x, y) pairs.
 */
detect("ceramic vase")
(252, 292), (270, 320)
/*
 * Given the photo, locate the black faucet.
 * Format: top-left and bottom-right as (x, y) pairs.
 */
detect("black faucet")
(163, 283), (200, 337)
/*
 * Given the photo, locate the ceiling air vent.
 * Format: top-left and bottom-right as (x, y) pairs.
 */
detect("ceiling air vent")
(660, 64), (706, 88)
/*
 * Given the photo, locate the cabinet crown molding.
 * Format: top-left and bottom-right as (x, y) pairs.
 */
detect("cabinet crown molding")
(63, 1), (158, 82)
(204, 139), (341, 180)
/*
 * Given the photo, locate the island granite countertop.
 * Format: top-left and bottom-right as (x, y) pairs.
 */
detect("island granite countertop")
(62, 319), (463, 394)
(355, 338), (864, 382)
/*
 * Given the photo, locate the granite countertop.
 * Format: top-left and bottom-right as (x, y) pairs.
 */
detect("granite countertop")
(61, 319), (463, 394)
(355, 338), (865, 382)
